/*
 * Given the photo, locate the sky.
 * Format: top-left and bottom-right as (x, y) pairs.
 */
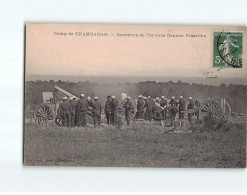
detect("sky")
(25, 24), (247, 79)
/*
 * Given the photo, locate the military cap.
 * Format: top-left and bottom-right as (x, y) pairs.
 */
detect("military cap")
(189, 97), (193, 100)
(112, 95), (116, 99)
(127, 96), (131, 100)
(63, 96), (67, 100)
(87, 96), (91, 100)
(171, 96), (175, 99)
(138, 95), (142, 98)
(144, 97), (147, 100)
(156, 97), (159, 100)
(73, 96), (76, 100)
(80, 94), (85, 97)
(95, 96), (98, 100)
(180, 96), (183, 99)
(161, 96), (165, 99)
(148, 96), (151, 99)
(69, 97), (73, 100)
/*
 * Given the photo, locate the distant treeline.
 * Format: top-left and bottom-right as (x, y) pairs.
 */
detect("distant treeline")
(25, 80), (247, 114)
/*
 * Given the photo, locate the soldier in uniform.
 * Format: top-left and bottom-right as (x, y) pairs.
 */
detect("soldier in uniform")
(111, 95), (119, 125)
(145, 96), (153, 120)
(77, 94), (88, 127)
(92, 97), (102, 128)
(136, 95), (144, 119)
(69, 96), (77, 127)
(187, 97), (194, 123)
(178, 96), (186, 119)
(59, 97), (66, 126)
(155, 97), (160, 104)
(169, 96), (178, 126)
(160, 96), (167, 120)
(60, 96), (72, 127)
(105, 96), (113, 125)
(150, 97), (156, 119)
(123, 96), (133, 125)
(87, 96), (93, 112)
(143, 97), (148, 120)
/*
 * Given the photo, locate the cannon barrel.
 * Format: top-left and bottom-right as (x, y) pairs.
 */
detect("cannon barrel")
(53, 85), (79, 100)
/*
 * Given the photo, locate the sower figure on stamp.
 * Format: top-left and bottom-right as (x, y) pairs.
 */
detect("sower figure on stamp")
(92, 97), (102, 128)
(187, 97), (194, 124)
(178, 96), (186, 119)
(123, 96), (133, 126)
(77, 94), (88, 127)
(69, 96), (77, 127)
(105, 96), (113, 125)
(111, 95), (119, 125)
(169, 96), (178, 126)
(60, 96), (72, 127)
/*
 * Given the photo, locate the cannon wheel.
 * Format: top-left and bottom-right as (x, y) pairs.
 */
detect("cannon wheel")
(200, 100), (223, 120)
(117, 102), (136, 120)
(222, 100), (231, 121)
(194, 99), (201, 112)
(34, 103), (55, 125)
(55, 116), (63, 126)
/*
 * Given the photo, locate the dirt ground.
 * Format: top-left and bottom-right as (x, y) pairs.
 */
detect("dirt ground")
(23, 120), (246, 168)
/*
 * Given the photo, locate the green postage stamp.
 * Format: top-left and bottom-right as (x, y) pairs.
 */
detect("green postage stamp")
(213, 31), (243, 68)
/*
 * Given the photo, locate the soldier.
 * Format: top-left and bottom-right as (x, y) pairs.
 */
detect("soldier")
(143, 97), (148, 120)
(59, 97), (66, 126)
(169, 96), (178, 126)
(105, 96), (113, 125)
(187, 97), (194, 123)
(145, 96), (153, 120)
(87, 96), (93, 112)
(60, 96), (72, 127)
(150, 97), (156, 118)
(123, 96), (133, 125)
(178, 96), (186, 119)
(77, 94), (88, 127)
(111, 95), (119, 125)
(160, 95), (167, 120)
(92, 97), (102, 128)
(69, 96), (77, 127)
(155, 97), (160, 104)
(136, 95), (145, 119)
(75, 97), (80, 126)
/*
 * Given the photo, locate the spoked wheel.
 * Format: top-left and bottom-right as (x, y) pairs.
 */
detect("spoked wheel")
(200, 100), (223, 120)
(117, 103), (125, 118)
(34, 104), (55, 125)
(194, 100), (201, 113)
(117, 102), (136, 120)
(55, 116), (63, 126)
(222, 100), (231, 121)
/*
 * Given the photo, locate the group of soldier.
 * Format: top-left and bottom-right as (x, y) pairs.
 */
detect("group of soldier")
(135, 95), (195, 126)
(59, 93), (195, 128)
(59, 94), (134, 128)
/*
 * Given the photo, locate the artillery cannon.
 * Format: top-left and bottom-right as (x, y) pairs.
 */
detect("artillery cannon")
(188, 98), (231, 124)
(34, 85), (91, 125)
(34, 87), (136, 127)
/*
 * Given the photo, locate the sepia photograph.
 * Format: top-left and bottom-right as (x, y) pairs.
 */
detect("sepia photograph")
(24, 23), (246, 168)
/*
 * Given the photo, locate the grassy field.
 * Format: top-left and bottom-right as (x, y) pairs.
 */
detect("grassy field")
(24, 121), (246, 168)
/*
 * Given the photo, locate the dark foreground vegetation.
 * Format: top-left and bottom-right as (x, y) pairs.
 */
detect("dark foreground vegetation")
(24, 121), (246, 168)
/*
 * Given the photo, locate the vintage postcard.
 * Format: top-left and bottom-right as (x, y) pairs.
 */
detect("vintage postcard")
(24, 24), (246, 167)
